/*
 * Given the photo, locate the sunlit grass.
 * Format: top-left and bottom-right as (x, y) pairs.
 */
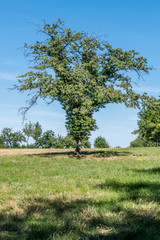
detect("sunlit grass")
(0, 148), (159, 239)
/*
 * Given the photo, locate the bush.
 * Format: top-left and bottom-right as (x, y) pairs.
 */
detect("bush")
(130, 137), (143, 147)
(130, 136), (157, 147)
(94, 136), (109, 148)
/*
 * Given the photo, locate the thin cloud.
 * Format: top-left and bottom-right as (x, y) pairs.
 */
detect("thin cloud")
(0, 72), (17, 81)
(29, 110), (65, 118)
(0, 117), (21, 124)
(134, 85), (160, 94)
(0, 103), (16, 108)
(0, 59), (18, 66)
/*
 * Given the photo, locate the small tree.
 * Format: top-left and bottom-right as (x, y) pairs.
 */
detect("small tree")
(94, 136), (109, 148)
(32, 122), (42, 147)
(38, 130), (56, 148)
(15, 19), (152, 154)
(1, 128), (12, 148)
(54, 134), (65, 149)
(12, 131), (26, 148)
(23, 121), (35, 147)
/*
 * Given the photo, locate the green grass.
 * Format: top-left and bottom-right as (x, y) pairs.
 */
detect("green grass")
(0, 147), (159, 239)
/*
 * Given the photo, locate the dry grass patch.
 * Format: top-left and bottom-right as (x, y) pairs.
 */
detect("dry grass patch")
(0, 148), (75, 156)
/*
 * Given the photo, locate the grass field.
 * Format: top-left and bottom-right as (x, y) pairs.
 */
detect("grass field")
(0, 147), (159, 239)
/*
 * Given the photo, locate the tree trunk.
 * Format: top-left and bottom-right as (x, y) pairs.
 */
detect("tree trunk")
(26, 137), (29, 148)
(75, 139), (82, 155)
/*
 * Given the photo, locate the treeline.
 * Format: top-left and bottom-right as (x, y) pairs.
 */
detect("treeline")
(0, 121), (109, 149)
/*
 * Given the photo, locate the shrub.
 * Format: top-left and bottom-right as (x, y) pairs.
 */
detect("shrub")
(94, 136), (109, 148)
(130, 136), (157, 147)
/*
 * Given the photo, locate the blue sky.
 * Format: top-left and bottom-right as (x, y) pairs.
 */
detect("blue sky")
(0, 0), (160, 147)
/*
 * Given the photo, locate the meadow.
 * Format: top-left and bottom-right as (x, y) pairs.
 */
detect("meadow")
(0, 147), (159, 239)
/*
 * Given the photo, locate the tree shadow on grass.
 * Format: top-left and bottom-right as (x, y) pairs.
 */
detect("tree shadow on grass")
(86, 212), (160, 240)
(29, 149), (131, 158)
(133, 167), (160, 174)
(0, 191), (159, 240)
(97, 180), (160, 203)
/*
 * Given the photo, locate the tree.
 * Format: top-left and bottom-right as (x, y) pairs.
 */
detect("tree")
(38, 130), (56, 148)
(23, 121), (35, 147)
(23, 121), (42, 147)
(0, 136), (5, 148)
(132, 97), (160, 147)
(15, 19), (152, 154)
(32, 122), (42, 147)
(94, 136), (110, 148)
(1, 128), (13, 148)
(1, 128), (25, 148)
(54, 134), (65, 149)
(11, 131), (26, 148)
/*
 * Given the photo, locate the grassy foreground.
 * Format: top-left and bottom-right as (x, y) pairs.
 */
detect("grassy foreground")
(0, 148), (159, 240)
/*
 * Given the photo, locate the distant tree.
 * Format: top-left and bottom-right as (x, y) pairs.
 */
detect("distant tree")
(1, 128), (13, 148)
(1, 128), (25, 148)
(38, 130), (56, 148)
(37, 132), (91, 149)
(0, 136), (5, 148)
(94, 136), (109, 148)
(23, 121), (35, 147)
(11, 131), (26, 148)
(63, 135), (91, 149)
(132, 97), (160, 147)
(63, 135), (77, 148)
(32, 122), (42, 147)
(54, 134), (65, 149)
(15, 19), (152, 154)
(82, 139), (91, 148)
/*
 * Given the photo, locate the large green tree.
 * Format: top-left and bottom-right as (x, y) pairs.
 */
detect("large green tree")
(15, 19), (152, 153)
(132, 97), (160, 147)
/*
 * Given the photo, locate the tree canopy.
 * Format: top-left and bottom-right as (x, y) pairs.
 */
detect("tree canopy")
(132, 97), (160, 147)
(15, 19), (152, 153)
(1, 128), (25, 148)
